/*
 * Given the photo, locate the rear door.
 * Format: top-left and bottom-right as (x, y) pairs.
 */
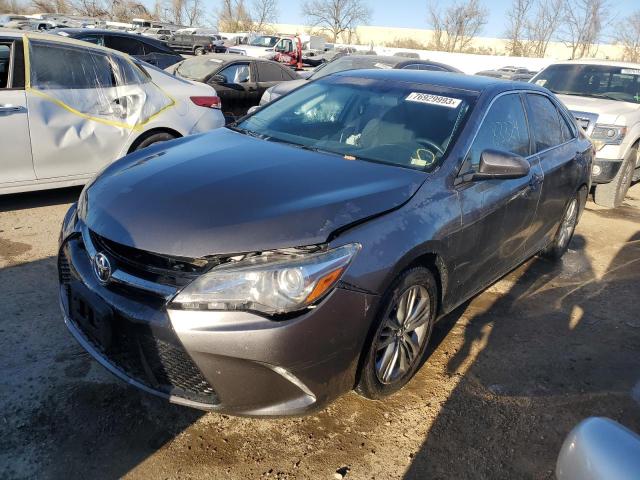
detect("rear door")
(450, 93), (542, 302)
(255, 61), (291, 101)
(524, 93), (581, 250)
(26, 39), (138, 179)
(0, 38), (35, 185)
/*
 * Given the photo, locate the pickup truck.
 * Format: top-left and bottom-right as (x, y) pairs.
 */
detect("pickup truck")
(167, 33), (225, 55)
(531, 60), (640, 208)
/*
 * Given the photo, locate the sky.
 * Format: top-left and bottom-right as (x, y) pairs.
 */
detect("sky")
(264, 0), (636, 40)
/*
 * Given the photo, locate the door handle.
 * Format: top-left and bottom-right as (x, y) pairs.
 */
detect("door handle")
(0, 104), (26, 114)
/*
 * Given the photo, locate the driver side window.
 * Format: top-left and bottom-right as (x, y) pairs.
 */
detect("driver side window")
(464, 93), (530, 172)
(217, 63), (250, 84)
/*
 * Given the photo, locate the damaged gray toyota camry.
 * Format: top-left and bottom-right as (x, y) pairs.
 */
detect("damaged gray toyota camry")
(58, 70), (593, 416)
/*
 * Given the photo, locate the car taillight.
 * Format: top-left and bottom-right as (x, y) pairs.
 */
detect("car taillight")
(190, 96), (221, 109)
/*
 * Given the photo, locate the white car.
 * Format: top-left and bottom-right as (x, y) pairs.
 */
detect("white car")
(532, 60), (640, 208)
(0, 31), (225, 195)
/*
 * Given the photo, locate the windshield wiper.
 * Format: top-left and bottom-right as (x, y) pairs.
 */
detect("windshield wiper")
(589, 93), (622, 101)
(226, 125), (266, 139)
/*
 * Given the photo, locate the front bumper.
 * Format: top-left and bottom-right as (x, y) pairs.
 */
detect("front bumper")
(592, 158), (623, 184)
(58, 216), (377, 416)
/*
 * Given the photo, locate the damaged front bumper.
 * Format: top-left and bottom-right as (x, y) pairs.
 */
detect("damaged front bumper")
(58, 211), (378, 416)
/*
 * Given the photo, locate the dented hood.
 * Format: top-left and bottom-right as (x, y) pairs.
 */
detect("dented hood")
(84, 128), (426, 258)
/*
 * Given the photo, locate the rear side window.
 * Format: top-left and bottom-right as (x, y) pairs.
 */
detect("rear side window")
(257, 62), (289, 81)
(30, 41), (114, 89)
(0, 43), (11, 88)
(104, 36), (145, 56)
(465, 93), (530, 170)
(217, 62), (251, 83)
(76, 34), (104, 46)
(525, 94), (564, 152)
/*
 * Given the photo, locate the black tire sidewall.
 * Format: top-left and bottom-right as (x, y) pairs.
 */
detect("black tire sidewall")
(133, 132), (176, 152)
(356, 267), (437, 399)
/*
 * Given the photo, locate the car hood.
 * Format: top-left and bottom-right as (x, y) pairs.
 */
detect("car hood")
(229, 45), (274, 58)
(270, 79), (307, 98)
(557, 94), (640, 125)
(84, 128), (426, 258)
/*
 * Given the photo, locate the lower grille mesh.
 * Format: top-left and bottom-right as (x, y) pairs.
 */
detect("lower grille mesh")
(58, 247), (217, 405)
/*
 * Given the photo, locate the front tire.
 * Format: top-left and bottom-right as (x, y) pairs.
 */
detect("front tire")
(594, 149), (635, 208)
(356, 267), (437, 399)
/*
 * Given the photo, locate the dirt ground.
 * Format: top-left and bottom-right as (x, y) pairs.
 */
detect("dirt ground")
(1, 183), (639, 480)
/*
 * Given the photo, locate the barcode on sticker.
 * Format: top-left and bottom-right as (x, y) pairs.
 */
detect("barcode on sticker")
(621, 69), (640, 75)
(406, 92), (462, 108)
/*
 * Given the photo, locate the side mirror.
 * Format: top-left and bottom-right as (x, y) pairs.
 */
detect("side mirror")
(466, 149), (530, 181)
(210, 74), (226, 84)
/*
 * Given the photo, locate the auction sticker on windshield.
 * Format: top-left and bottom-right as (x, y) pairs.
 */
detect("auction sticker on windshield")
(406, 92), (462, 108)
(621, 69), (640, 75)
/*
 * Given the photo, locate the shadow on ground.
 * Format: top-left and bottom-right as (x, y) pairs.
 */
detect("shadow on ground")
(405, 229), (640, 479)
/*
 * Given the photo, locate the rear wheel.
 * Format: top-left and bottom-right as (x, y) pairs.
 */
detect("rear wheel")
(194, 46), (205, 56)
(594, 148), (635, 208)
(541, 194), (579, 260)
(132, 132), (177, 152)
(356, 267), (437, 399)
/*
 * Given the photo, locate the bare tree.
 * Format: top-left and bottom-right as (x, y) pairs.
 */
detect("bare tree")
(524, 0), (563, 57)
(615, 10), (640, 62)
(251, 0), (278, 32)
(301, 0), (371, 43)
(218, 0), (253, 32)
(504, 0), (533, 56)
(184, 0), (203, 26)
(560, 0), (610, 59)
(427, 0), (488, 53)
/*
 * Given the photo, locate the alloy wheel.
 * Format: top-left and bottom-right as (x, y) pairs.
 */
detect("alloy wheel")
(375, 285), (431, 385)
(557, 198), (578, 249)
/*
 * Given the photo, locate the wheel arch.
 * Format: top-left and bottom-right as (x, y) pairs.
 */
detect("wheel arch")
(127, 127), (183, 154)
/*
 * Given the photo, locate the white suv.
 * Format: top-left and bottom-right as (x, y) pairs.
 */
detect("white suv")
(532, 60), (640, 208)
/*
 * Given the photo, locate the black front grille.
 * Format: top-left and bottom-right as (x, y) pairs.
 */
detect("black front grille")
(58, 246), (217, 405)
(89, 230), (215, 288)
(102, 314), (217, 403)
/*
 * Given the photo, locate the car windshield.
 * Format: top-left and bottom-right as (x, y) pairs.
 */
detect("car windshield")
(235, 76), (474, 172)
(309, 56), (399, 81)
(533, 64), (640, 104)
(250, 36), (278, 47)
(176, 57), (223, 80)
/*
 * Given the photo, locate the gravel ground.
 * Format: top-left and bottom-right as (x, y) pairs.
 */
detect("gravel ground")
(1, 183), (639, 480)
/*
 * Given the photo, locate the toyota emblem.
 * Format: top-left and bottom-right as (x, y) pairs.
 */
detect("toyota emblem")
(93, 252), (112, 284)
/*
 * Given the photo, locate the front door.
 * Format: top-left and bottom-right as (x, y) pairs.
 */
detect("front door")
(449, 93), (541, 302)
(0, 39), (34, 185)
(211, 61), (254, 118)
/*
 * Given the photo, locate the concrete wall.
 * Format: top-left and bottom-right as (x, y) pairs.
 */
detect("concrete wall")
(268, 23), (626, 73)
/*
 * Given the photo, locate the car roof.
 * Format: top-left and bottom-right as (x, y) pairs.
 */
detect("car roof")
(332, 68), (546, 94)
(327, 54), (462, 73)
(56, 28), (167, 45)
(182, 53), (277, 64)
(0, 30), (133, 58)
(547, 59), (640, 69)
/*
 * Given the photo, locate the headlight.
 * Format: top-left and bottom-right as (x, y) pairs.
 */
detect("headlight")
(172, 243), (361, 315)
(590, 124), (626, 151)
